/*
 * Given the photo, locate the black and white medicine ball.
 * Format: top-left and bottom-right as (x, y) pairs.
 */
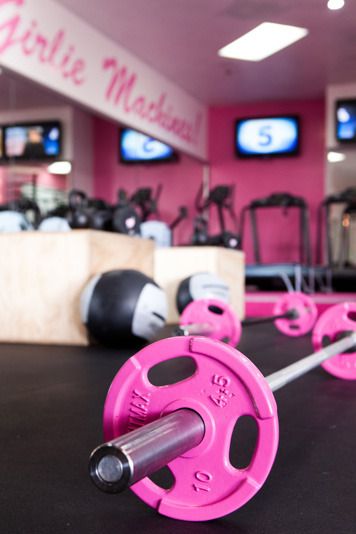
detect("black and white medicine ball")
(38, 216), (71, 232)
(80, 269), (167, 346)
(0, 211), (32, 232)
(176, 272), (230, 314)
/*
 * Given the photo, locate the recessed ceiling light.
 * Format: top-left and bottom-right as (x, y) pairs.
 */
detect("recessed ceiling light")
(327, 0), (345, 10)
(218, 22), (309, 61)
(47, 161), (72, 174)
(327, 151), (346, 162)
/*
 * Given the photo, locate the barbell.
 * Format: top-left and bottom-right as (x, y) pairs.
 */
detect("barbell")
(177, 291), (318, 346)
(88, 302), (356, 521)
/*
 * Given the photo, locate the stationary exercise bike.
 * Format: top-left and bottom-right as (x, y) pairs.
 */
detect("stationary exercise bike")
(192, 184), (240, 249)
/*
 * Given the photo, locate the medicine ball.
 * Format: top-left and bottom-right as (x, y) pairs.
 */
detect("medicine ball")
(111, 189), (141, 236)
(221, 231), (240, 249)
(0, 211), (32, 232)
(89, 209), (113, 231)
(86, 198), (113, 231)
(7, 198), (41, 226)
(80, 269), (167, 346)
(112, 205), (141, 235)
(38, 216), (71, 232)
(176, 272), (230, 314)
(140, 220), (172, 247)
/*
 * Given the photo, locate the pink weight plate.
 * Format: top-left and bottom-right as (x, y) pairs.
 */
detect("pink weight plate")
(273, 292), (318, 337)
(180, 298), (242, 346)
(103, 336), (279, 521)
(312, 302), (356, 380)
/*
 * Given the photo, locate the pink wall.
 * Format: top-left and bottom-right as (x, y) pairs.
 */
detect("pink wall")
(93, 99), (325, 261)
(209, 100), (325, 263)
(93, 117), (204, 244)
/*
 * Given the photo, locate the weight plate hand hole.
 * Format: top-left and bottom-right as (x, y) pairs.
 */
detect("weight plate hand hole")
(208, 305), (224, 315)
(289, 325), (300, 330)
(147, 356), (197, 386)
(322, 335), (332, 347)
(229, 415), (259, 470)
(148, 466), (175, 490)
(347, 311), (356, 322)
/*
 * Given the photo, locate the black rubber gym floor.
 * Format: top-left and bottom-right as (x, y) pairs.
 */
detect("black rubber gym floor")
(1, 325), (355, 534)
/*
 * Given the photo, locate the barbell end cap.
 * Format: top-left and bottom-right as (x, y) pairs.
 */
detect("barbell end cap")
(89, 444), (132, 494)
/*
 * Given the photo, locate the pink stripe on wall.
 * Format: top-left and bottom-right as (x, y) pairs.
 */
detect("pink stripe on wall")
(209, 99), (325, 264)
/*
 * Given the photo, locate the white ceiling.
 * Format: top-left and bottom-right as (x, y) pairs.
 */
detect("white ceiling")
(55, 0), (356, 104)
(1, 0), (356, 110)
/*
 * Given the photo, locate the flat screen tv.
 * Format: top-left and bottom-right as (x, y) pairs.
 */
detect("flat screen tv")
(119, 128), (177, 163)
(335, 99), (356, 143)
(3, 120), (62, 161)
(235, 116), (300, 158)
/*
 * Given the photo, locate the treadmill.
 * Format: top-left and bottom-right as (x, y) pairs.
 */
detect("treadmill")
(240, 192), (313, 291)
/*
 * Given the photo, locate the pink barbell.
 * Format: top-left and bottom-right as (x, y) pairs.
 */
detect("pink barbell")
(177, 291), (318, 346)
(89, 303), (356, 521)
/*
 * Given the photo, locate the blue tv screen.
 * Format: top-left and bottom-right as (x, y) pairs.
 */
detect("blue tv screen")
(235, 116), (300, 158)
(3, 121), (61, 161)
(120, 128), (177, 163)
(336, 100), (356, 143)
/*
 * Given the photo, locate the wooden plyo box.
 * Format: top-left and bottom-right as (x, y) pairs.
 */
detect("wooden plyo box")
(154, 246), (245, 323)
(0, 230), (154, 345)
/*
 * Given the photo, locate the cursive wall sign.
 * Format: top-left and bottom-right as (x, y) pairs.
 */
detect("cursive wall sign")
(0, 0), (208, 160)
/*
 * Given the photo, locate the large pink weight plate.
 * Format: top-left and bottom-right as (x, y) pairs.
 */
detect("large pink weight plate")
(179, 298), (242, 346)
(312, 302), (356, 380)
(103, 336), (279, 521)
(273, 292), (318, 337)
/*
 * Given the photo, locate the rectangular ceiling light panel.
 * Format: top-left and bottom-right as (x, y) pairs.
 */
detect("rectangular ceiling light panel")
(218, 22), (308, 61)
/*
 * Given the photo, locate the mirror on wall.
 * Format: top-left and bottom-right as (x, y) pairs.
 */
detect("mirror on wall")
(324, 151), (356, 269)
(324, 91), (356, 269)
(0, 70), (72, 217)
(0, 68), (205, 243)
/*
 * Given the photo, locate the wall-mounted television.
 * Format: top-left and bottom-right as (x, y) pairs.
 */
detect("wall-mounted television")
(235, 116), (300, 158)
(119, 128), (177, 164)
(335, 99), (356, 143)
(3, 120), (62, 161)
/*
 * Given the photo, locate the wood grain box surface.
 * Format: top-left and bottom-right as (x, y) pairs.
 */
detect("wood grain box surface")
(0, 230), (154, 345)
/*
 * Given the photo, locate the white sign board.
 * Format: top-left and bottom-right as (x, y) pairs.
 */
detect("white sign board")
(0, 0), (208, 160)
